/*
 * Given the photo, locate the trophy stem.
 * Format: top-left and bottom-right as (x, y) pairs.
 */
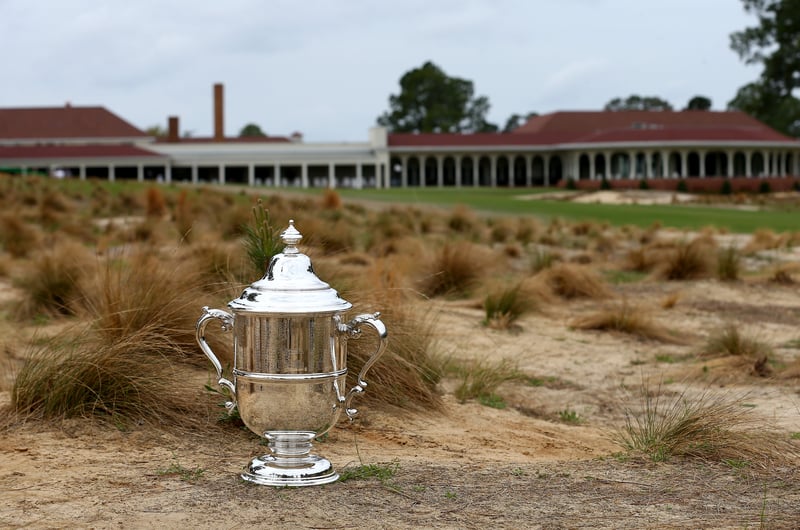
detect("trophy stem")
(241, 431), (339, 487)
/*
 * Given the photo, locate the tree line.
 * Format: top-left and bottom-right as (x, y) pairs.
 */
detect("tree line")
(145, 1), (798, 139)
(375, 0), (799, 136)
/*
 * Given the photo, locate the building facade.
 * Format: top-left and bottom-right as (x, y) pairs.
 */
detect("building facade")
(2, 85), (798, 188)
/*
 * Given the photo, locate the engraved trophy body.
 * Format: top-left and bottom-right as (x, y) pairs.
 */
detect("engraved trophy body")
(196, 220), (387, 486)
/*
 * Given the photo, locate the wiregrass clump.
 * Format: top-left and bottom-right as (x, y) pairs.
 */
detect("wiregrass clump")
(614, 382), (799, 467)
(535, 262), (611, 300)
(449, 358), (523, 407)
(701, 324), (773, 377)
(483, 281), (537, 330)
(420, 240), (488, 298)
(346, 294), (443, 412)
(81, 249), (220, 365)
(10, 328), (211, 428)
(571, 302), (683, 343)
(656, 237), (717, 281)
(15, 240), (95, 320)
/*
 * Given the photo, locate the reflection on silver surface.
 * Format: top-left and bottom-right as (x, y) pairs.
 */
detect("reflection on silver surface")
(196, 220), (387, 486)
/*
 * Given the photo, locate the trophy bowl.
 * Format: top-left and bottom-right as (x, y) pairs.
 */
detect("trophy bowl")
(196, 220), (387, 486)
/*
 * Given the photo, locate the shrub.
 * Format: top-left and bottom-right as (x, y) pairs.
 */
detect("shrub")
(565, 178), (577, 190)
(600, 177), (611, 190)
(720, 180), (732, 195)
(676, 179), (688, 193)
(702, 324), (773, 377)
(758, 180), (772, 194)
(638, 179), (649, 190)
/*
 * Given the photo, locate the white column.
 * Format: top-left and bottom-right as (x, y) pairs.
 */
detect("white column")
(191, 165), (198, 185)
(301, 164), (309, 188)
(763, 151), (770, 176)
(328, 163), (335, 188)
(401, 157), (408, 188)
(645, 152), (652, 179)
(661, 151), (670, 178)
(681, 151), (688, 178)
(218, 164), (225, 185)
(490, 155), (497, 187)
(745, 152), (752, 177)
(248, 164), (255, 187)
(137, 164), (144, 182)
(109, 165), (116, 182)
(437, 155), (444, 187)
(628, 151), (635, 179)
(273, 163), (280, 186)
(473, 156), (479, 187)
(588, 153), (595, 181)
(543, 155), (550, 187)
(164, 165), (172, 184)
(355, 163), (363, 189)
(455, 156), (462, 187)
(79, 165), (86, 180)
(526, 156), (532, 186)
(727, 152), (734, 178)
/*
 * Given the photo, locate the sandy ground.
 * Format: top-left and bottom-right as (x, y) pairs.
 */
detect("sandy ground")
(1, 189), (799, 528)
(1, 275), (800, 529)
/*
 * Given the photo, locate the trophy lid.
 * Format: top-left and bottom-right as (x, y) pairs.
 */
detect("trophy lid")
(228, 220), (352, 314)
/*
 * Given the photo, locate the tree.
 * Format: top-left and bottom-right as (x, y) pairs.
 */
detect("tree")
(604, 95), (673, 111)
(502, 112), (538, 132)
(729, 0), (800, 135)
(377, 61), (498, 133)
(685, 95), (712, 110)
(239, 123), (267, 137)
(145, 125), (166, 138)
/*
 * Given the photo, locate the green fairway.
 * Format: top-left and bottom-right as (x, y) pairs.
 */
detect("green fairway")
(323, 187), (800, 233)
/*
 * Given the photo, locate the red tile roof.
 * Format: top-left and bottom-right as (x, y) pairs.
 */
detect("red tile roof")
(388, 111), (798, 148)
(0, 106), (148, 140)
(157, 135), (292, 144)
(0, 145), (167, 160)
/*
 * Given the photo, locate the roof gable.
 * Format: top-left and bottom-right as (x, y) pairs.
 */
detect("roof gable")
(0, 106), (148, 141)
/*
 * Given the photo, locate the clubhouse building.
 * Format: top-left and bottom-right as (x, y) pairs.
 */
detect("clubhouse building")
(1, 84), (799, 189)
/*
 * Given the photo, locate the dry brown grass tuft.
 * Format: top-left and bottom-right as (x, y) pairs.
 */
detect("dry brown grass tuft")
(145, 187), (167, 218)
(0, 211), (42, 258)
(655, 237), (717, 281)
(15, 240), (95, 319)
(614, 382), (799, 468)
(701, 324), (773, 377)
(535, 262), (611, 300)
(345, 290), (443, 413)
(742, 228), (783, 254)
(571, 302), (684, 343)
(419, 240), (489, 298)
(660, 291), (681, 309)
(447, 204), (481, 237)
(9, 327), (213, 429)
(80, 249), (221, 365)
(321, 188), (342, 210)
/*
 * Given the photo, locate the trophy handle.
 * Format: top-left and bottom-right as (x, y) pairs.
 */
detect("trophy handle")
(196, 306), (237, 412)
(343, 312), (388, 420)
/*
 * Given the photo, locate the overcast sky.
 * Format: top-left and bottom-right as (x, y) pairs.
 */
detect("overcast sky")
(0, 0), (762, 141)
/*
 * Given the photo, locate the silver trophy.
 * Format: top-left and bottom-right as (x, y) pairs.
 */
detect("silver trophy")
(196, 220), (387, 486)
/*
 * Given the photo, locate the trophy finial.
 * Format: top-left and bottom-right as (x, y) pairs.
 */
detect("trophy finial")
(281, 220), (302, 254)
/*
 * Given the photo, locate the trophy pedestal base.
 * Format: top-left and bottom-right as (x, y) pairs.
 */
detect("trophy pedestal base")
(241, 454), (339, 487)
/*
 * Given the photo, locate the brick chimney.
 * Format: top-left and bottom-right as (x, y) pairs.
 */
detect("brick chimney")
(168, 116), (180, 142)
(213, 83), (224, 141)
